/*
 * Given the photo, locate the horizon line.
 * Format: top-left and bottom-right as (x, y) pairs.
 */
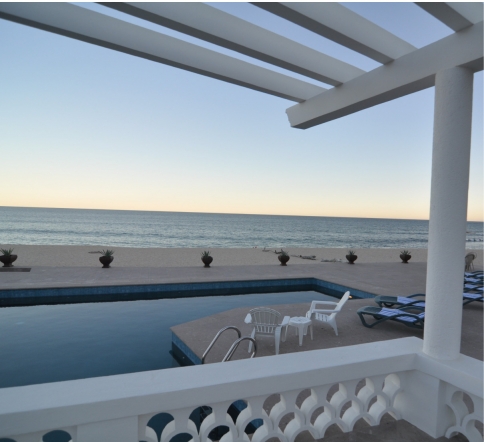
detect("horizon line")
(2, 204), (483, 223)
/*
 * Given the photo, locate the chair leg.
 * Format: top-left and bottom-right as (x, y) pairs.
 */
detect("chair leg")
(330, 319), (338, 336)
(309, 324), (313, 340)
(275, 328), (281, 355)
(248, 328), (255, 353)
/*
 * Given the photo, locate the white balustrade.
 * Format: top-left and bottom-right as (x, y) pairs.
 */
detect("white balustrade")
(445, 386), (483, 442)
(0, 338), (481, 442)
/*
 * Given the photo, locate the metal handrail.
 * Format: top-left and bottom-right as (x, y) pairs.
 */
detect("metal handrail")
(222, 337), (257, 362)
(202, 326), (241, 364)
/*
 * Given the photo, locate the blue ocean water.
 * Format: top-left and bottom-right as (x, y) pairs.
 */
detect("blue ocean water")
(0, 206), (482, 249)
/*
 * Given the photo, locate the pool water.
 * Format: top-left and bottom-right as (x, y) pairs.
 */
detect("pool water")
(0, 291), (336, 389)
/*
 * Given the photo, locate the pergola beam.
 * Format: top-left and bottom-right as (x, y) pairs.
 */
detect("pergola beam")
(100, 2), (364, 86)
(252, 2), (416, 64)
(0, 2), (325, 103)
(416, 2), (481, 31)
(286, 21), (483, 129)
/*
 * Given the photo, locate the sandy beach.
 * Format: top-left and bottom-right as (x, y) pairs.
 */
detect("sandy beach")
(2, 244), (482, 268)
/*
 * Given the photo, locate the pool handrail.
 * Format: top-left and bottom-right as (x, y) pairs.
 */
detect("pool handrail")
(202, 325), (241, 363)
(222, 336), (257, 362)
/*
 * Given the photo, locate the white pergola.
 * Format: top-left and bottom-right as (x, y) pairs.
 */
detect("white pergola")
(0, 3), (482, 442)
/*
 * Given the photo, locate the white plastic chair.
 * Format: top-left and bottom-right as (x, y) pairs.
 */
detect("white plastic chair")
(244, 307), (290, 355)
(305, 291), (351, 336)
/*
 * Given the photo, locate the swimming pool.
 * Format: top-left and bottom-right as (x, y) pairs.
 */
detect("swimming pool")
(0, 290), (337, 389)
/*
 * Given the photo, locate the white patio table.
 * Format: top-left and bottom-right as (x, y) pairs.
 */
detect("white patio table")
(285, 316), (313, 346)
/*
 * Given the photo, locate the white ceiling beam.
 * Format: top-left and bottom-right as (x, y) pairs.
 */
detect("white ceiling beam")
(100, 2), (364, 86)
(0, 2), (325, 103)
(286, 21), (483, 129)
(252, 2), (416, 64)
(416, 2), (482, 31)
(447, 3), (484, 24)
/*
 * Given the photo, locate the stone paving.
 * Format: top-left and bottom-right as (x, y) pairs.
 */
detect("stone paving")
(1, 262), (431, 296)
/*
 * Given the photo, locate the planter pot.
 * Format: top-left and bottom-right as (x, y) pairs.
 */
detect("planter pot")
(0, 254), (17, 268)
(400, 254), (411, 263)
(202, 256), (213, 268)
(346, 255), (357, 264)
(278, 255), (290, 266)
(99, 256), (114, 268)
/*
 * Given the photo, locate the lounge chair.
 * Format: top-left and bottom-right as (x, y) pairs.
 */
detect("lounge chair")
(464, 270), (483, 280)
(374, 294), (426, 309)
(306, 291), (351, 336)
(375, 292), (483, 308)
(463, 272), (483, 303)
(244, 307), (290, 355)
(463, 293), (484, 305)
(464, 271), (483, 287)
(464, 283), (483, 291)
(357, 306), (425, 329)
(375, 271), (483, 308)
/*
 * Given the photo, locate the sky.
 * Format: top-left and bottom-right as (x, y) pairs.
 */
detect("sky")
(1, 2), (483, 221)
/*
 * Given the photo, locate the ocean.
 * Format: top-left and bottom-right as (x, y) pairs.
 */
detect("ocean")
(0, 206), (482, 249)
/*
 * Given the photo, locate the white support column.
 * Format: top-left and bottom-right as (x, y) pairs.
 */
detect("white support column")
(423, 66), (474, 360)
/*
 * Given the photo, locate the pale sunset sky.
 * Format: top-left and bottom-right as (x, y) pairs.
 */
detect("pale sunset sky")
(1, 3), (483, 221)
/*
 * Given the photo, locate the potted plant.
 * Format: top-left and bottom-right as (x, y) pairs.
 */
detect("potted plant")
(0, 248), (17, 268)
(201, 251), (213, 268)
(278, 249), (290, 266)
(99, 249), (114, 268)
(400, 250), (412, 263)
(346, 250), (358, 264)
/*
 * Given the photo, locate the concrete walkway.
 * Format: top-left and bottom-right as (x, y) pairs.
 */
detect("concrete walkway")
(0, 262), (435, 297)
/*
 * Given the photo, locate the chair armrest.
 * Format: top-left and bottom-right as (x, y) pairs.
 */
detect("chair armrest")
(312, 309), (337, 315)
(311, 300), (338, 307)
(244, 313), (252, 324)
(280, 316), (291, 327)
